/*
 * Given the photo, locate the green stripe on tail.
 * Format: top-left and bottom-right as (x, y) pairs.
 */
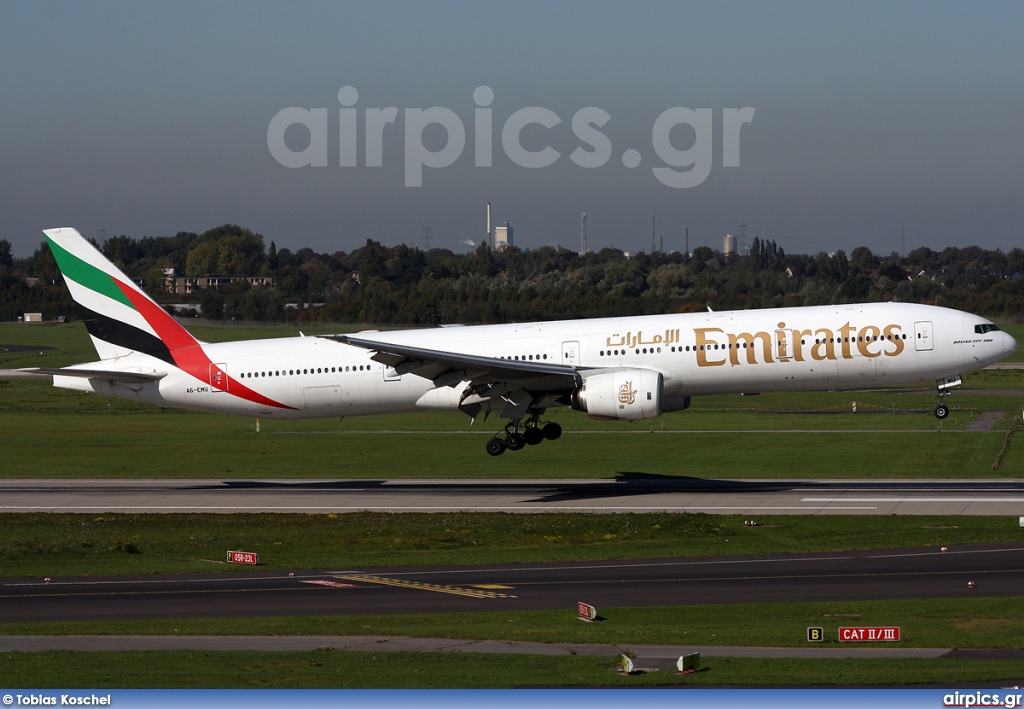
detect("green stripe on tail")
(45, 236), (136, 310)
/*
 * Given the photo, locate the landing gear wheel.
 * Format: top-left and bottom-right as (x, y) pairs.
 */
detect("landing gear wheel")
(934, 404), (949, 420)
(505, 432), (526, 451)
(523, 427), (544, 446)
(485, 438), (507, 456)
(542, 422), (562, 440)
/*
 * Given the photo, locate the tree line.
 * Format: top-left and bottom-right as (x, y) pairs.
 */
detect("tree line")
(1, 226), (1022, 325)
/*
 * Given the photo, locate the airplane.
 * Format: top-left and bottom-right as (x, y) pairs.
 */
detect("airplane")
(0, 227), (1017, 456)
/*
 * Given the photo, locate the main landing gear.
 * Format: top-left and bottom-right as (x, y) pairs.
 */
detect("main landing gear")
(486, 416), (562, 456)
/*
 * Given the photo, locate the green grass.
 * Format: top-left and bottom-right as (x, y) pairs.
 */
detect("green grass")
(5, 599), (1024, 688)
(2, 651), (1023, 688)
(6, 597), (1024, 650)
(2, 512), (1022, 578)
(1, 408), (1020, 478)
(2, 598), (1024, 689)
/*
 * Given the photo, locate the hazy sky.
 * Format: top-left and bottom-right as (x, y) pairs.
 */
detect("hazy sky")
(2, 1), (1022, 258)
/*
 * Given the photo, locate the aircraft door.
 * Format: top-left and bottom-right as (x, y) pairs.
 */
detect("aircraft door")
(210, 363), (228, 392)
(382, 364), (401, 382)
(914, 321), (933, 351)
(774, 328), (791, 362)
(562, 341), (580, 366)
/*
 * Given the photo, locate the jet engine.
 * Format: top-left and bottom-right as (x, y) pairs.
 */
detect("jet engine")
(571, 368), (663, 420)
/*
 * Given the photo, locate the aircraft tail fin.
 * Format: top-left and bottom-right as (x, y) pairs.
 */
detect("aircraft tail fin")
(43, 227), (200, 362)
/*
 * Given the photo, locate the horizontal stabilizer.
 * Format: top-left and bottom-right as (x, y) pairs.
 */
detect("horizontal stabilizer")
(0, 367), (166, 383)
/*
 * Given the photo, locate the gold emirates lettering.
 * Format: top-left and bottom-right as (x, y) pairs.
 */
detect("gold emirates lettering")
(693, 322), (905, 367)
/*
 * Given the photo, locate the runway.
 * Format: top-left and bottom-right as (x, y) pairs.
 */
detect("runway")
(2, 478), (1024, 515)
(3, 543), (1022, 623)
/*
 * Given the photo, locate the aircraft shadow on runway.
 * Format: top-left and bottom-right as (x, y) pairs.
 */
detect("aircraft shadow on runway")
(185, 475), (1024, 505)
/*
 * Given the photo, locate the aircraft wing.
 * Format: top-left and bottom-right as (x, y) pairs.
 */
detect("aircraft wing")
(0, 367), (166, 384)
(332, 334), (583, 419)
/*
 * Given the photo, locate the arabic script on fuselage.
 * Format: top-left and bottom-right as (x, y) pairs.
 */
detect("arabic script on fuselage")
(606, 322), (907, 367)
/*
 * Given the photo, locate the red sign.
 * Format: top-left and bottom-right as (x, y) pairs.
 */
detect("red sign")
(839, 626), (900, 642)
(577, 602), (597, 622)
(227, 550), (258, 565)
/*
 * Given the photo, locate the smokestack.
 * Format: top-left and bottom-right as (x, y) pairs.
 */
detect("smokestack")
(580, 211), (587, 254)
(486, 202), (492, 248)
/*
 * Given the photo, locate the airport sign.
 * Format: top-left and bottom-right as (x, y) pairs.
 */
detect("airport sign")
(839, 627), (900, 642)
(227, 551), (259, 565)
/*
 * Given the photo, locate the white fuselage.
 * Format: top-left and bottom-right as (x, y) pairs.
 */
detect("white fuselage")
(55, 302), (1017, 419)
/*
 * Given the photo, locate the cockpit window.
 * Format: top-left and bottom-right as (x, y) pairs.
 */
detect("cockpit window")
(974, 323), (1001, 334)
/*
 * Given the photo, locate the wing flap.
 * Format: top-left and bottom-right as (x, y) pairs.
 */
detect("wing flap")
(333, 334), (584, 385)
(329, 334), (584, 420)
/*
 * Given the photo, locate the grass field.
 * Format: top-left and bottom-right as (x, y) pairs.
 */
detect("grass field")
(6, 596), (1024, 650)
(2, 512), (1022, 578)
(4, 597), (1024, 687)
(1, 410), (1022, 478)
(1, 320), (1022, 687)
(4, 651), (1022, 688)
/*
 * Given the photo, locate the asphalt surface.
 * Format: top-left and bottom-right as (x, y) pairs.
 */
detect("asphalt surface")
(3, 543), (1022, 624)
(4, 477), (1024, 515)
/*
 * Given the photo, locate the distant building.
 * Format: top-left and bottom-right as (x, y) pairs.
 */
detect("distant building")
(494, 222), (514, 250)
(165, 275), (275, 296)
(723, 233), (738, 255)
(23, 312), (42, 322)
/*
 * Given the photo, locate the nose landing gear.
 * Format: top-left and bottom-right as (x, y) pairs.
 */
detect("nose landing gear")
(933, 375), (962, 420)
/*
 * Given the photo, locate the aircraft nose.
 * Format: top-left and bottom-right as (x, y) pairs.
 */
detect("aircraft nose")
(1005, 332), (1018, 358)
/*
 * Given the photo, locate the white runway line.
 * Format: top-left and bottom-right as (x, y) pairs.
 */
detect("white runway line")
(802, 497), (1024, 503)
(0, 505), (878, 512)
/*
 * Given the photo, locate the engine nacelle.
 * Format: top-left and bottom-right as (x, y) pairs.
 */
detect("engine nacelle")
(571, 368), (664, 420)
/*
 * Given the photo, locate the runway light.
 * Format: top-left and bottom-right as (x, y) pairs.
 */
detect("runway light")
(941, 546), (948, 552)
(289, 572), (294, 576)
(44, 577), (50, 584)
(968, 581), (975, 588)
